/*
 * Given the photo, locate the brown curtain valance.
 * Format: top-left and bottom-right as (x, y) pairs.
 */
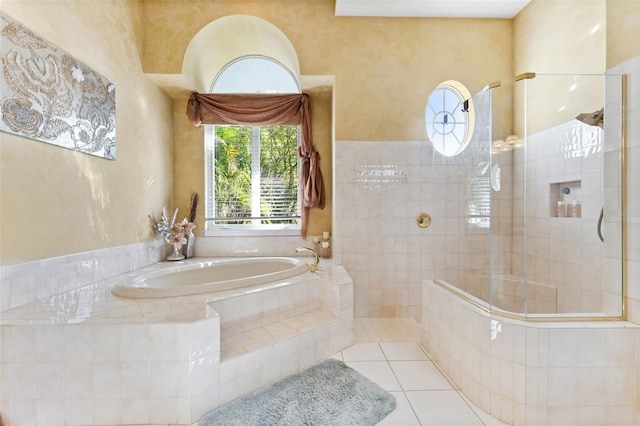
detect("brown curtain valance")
(186, 93), (325, 238)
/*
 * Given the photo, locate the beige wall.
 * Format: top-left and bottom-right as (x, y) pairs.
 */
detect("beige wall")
(0, 1), (174, 265)
(514, 0), (607, 76)
(6, 1), (630, 266)
(306, 92), (333, 235)
(143, 1), (513, 143)
(505, 0), (637, 136)
(145, 1), (512, 236)
(0, 1), (513, 266)
(172, 99), (205, 231)
(513, 0), (606, 136)
(607, 0), (640, 68)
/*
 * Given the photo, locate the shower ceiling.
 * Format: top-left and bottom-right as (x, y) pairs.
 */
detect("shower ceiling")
(334, 0), (531, 18)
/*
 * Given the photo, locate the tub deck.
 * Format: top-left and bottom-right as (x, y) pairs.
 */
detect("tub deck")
(0, 258), (354, 425)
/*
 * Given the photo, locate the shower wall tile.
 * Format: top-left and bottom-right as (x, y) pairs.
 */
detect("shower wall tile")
(335, 141), (433, 321)
(335, 140), (514, 320)
(511, 116), (615, 314)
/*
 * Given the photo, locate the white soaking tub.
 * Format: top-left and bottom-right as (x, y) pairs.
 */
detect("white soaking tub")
(111, 257), (310, 298)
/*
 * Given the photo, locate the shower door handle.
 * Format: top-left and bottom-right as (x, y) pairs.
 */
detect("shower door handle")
(597, 207), (604, 243)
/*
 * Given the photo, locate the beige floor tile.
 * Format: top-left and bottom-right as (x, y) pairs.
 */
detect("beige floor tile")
(405, 390), (484, 425)
(353, 317), (421, 343)
(353, 318), (382, 342)
(328, 351), (343, 361)
(390, 360), (453, 391)
(380, 318), (420, 342)
(459, 390), (511, 426)
(377, 391), (420, 425)
(380, 342), (429, 360)
(342, 342), (386, 361)
(344, 360), (402, 391)
(342, 321), (503, 426)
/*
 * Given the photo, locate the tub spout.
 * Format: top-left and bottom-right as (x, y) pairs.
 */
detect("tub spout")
(295, 247), (319, 272)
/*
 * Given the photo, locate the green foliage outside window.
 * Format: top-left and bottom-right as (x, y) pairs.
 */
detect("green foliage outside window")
(213, 125), (300, 225)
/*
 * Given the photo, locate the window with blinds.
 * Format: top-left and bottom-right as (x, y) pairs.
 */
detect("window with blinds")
(469, 175), (491, 227)
(204, 125), (301, 232)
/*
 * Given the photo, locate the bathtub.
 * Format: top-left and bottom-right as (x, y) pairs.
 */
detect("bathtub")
(111, 256), (310, 298)
(0, 255), (354, 425)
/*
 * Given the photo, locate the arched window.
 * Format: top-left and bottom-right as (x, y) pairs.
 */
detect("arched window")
(184, 15), (322, 236)
(204, 56), (303, 234)
(211, 56), (300, 94)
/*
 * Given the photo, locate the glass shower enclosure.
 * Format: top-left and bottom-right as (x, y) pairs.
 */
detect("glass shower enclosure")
(434, 72), (626, 319)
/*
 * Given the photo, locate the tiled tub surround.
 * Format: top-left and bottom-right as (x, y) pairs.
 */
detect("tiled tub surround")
(193, 234), (330, 259)
(0, 233), (333, 313)
(0, 259), (353, 425)
(0, 239), (167, 312)
(422, 279), (640, 426)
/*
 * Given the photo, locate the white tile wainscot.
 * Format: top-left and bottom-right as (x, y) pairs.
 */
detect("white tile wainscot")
(421, 279), (640, 426)
(0, 239), (168, 312)
(0, 259), (353, 426)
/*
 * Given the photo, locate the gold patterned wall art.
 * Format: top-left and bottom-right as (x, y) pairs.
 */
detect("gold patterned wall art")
(0, 12), (116, 159)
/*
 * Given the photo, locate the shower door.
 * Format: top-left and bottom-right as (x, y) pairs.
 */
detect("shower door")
(514, 73), (626, 318)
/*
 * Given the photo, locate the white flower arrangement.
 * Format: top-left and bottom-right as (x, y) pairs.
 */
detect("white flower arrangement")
(150, 206), (195, 251)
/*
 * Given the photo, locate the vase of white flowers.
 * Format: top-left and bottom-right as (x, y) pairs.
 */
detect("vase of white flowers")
(167, 244), (185, 261)
(150, 206), (195, 261)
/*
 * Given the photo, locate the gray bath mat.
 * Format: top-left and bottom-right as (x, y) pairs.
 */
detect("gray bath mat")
(199, 358), (396, 426)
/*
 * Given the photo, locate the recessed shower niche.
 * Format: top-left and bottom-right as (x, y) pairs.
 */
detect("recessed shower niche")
(550, 180), (581, 218)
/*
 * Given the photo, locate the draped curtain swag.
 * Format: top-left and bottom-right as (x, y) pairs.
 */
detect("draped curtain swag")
(187, 93), (325, 238)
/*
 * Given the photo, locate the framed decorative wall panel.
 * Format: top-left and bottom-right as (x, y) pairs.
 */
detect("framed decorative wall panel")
(0, 12), (116, 159)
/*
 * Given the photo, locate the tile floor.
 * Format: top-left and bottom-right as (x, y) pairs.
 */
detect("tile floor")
(328, 318), (507, 426)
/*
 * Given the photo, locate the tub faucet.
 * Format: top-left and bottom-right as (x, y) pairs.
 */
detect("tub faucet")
(295, 247), (319, 272)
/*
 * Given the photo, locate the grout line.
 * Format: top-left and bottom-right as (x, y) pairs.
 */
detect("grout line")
(382, 343), (423, 425)
(417, 345), (494, 425)
(358, 318), (379, 342)
(428, 354), (460, 390)
(455, 389), (495, 426)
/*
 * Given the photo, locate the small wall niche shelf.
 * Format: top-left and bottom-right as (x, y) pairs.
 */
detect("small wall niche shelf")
(550, 180), (582, 218)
